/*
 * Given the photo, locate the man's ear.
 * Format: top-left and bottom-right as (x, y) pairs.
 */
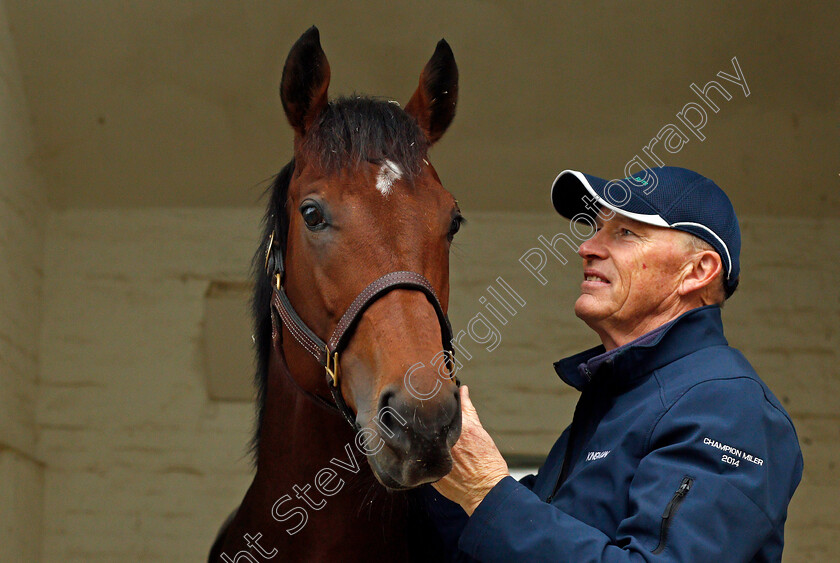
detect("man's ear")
(679, 250), (723, 299)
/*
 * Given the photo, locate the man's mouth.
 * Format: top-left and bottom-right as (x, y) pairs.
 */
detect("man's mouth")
(583, 270), (610, 284)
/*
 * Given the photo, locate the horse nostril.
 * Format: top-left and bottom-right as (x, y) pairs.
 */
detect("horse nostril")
(376, 384), (462, 454)
(380, 404), (395, 430)
(377, 388), (406, 434)
(378, 388), (394, 413)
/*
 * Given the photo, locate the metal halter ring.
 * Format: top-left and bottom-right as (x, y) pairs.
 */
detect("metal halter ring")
(325, 347), (340, 387)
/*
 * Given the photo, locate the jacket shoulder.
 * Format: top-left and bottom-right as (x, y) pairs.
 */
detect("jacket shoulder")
(656, 345), (789, 420)
(650, 349), (803, 524)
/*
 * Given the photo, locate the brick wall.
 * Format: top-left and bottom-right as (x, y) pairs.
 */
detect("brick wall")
(0, 1), (46, 561)
(38, 210), (258, 561)
(35, 209), (838, 561)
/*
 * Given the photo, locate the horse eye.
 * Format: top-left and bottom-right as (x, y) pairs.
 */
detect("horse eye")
(448, 216), (464, 240)
(300, 203), (326, 229)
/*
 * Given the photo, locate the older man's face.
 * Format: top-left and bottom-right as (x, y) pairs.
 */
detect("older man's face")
(575, 213), (690, 338)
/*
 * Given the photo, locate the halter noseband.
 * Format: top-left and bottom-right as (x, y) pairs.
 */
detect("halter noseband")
(265, 231), (457, 431)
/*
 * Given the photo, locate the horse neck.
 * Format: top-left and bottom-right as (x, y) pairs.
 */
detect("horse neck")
(225, 344), (423, 559)
(255, 343), (360, 481)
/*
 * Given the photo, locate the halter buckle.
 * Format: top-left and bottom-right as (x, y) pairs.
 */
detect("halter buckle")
(325, 348), (340, 387)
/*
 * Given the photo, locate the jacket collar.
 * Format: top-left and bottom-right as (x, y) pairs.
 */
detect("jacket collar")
(553, 305), (728, 392)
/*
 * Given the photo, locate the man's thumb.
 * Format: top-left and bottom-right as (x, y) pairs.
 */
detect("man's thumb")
(460, 385), (476, 413)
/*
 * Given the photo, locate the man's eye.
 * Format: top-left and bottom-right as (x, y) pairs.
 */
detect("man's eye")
(621, 228), (635, 236)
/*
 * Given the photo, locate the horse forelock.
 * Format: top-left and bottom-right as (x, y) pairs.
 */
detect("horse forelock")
(300, 96), (428, 180)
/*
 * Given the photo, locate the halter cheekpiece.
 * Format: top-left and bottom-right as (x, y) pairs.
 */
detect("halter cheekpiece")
(265, 230), (457, 431)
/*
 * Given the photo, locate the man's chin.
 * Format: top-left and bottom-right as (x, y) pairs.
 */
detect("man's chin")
(574, 295), (608, 325)
(574, 294), (596, 317)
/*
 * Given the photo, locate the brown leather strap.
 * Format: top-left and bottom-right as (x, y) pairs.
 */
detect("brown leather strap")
(270, 270), (455, 431)
(272, 271), (453, 367)
(327, 271), (453, 356)
(272, 289), (328, 365)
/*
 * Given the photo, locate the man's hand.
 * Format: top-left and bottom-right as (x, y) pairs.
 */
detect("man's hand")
(433, 385), (510, 516)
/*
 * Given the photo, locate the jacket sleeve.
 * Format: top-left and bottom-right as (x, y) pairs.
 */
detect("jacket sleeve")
(456, 378), (803, 562)
(421, 473), (541, 562)
(421, 485), (469, 559)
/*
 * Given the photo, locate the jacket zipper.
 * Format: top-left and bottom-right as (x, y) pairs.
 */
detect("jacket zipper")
(652, 476), (693, 555)
(546, 370), (593, 503)
(546, 428), (578, 503)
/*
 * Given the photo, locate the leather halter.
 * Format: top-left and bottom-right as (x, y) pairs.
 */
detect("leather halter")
(265, 231), (457, 431)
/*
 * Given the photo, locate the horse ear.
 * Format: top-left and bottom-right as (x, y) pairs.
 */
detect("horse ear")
(280, 26), (331, 138)
(404, 39), (458, 145)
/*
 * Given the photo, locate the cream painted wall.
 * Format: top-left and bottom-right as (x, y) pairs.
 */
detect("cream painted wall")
(0, 1), (45, 561)
(36, 208), (838, 561)
(4, 2), (839, 217)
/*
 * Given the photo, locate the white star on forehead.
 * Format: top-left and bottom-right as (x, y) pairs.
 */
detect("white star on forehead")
(375, 160), (402, 196)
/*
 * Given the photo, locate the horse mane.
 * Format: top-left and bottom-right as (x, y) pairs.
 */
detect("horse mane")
(248, 96), (429, 463)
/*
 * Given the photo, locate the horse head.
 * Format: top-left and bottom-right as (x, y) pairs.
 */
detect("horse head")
(263, 26), (462, 490)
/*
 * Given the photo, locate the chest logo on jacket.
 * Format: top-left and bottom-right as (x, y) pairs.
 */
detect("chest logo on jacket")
(585, 450), (611, 462)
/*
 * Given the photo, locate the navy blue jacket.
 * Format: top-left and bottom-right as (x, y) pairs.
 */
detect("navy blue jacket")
(425, 305), (803, 561)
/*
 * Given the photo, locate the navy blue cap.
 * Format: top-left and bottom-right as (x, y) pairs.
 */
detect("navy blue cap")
(551, 166), (740, 292)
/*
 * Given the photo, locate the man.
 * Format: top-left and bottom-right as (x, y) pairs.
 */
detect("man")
(426, 166), (803, 561)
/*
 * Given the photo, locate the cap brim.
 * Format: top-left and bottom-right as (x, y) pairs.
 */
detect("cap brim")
(551, 169), (735, 280)
(550, 169), (669, 227)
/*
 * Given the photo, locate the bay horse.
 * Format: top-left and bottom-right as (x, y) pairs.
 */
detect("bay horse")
(209, 27), (463, 561)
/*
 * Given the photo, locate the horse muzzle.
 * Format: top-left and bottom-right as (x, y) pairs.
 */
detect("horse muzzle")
(361, 382), (462, 489)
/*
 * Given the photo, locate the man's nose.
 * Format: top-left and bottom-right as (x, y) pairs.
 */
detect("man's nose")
(578, 229), (607, 260)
